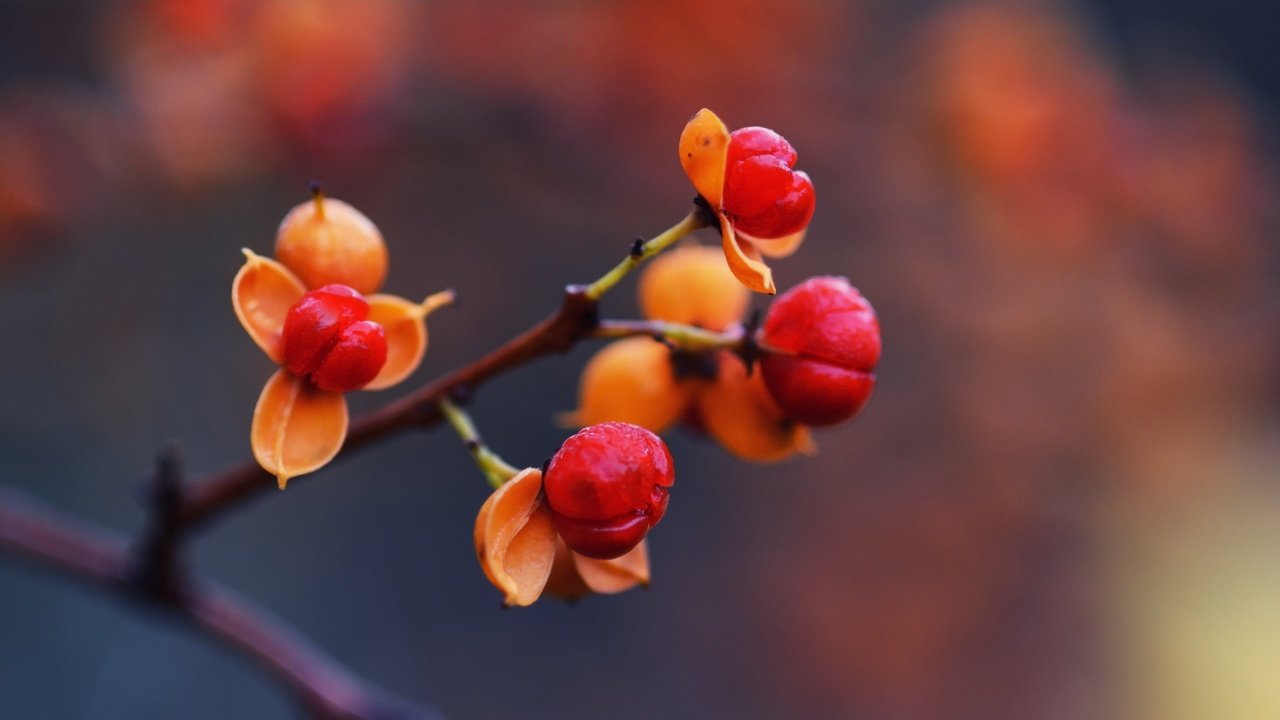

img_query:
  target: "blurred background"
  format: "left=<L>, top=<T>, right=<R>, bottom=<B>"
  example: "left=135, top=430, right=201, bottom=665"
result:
left=1, top=0, right=1278, bottom=717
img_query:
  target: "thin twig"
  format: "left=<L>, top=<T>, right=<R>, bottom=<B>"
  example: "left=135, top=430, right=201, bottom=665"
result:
left=438, top=398, right=521, bottom=489
left=0, top=486, right=438, bottom=720
left=592, top=319, right=745, bottom=351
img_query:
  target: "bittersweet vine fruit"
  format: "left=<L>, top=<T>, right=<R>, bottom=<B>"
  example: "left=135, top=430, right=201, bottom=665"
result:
left=474, top=467, right=652, bottom=607
left=566, top=337, right=688, bottom=432
left=638, top=243, right=749, bottom=332
left=232, top=248, right=451, bottom=487
left=275, top=189, right=388, bottom=294
left=760, top=276, right=880, bottom=426
left=543, top=423, right=674, bottom=560
left=680, top=108, right=814, bottom=295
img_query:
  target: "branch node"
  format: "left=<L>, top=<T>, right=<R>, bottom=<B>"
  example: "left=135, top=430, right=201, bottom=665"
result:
left=736, top=309, right=763, bottom=375
left=653, top=334, right=677, bottom=351
left=130, top=442, right=189, bottom=604
left=691, top=195, right=718, bottom=227
left=448, top=385, right=473, bottom=405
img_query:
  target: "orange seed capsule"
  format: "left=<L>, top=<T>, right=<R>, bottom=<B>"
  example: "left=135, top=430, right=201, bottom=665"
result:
left=275, top=191, right=388, bottom=294
left=638, top=244, right=750, bottom=332
left=565, top=337, right=688, bottom=433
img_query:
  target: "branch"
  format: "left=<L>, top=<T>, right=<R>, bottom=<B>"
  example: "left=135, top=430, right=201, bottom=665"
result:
left=0, top=486, right=438, bottom=720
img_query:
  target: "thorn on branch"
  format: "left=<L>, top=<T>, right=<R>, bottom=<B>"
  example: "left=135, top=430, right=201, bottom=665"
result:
left=130, top=442, right=188, bottom=604
left=152, top=443, right=183, bottom=511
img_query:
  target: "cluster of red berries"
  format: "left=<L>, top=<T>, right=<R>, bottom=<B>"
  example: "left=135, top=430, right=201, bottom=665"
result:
left=232, top=111, right=882, bottom=608
left=525, top=275, right=879, bottom=586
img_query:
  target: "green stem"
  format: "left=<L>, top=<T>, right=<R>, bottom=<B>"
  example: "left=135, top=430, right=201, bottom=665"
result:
left=583, top=210, right=709, bottom=301
left=592, top=319, right=745, bottom=352
left=438, top=398, right=520, bottom=489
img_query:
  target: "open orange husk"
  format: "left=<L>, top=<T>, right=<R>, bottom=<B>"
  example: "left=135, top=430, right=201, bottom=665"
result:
left=545, top=537, right=651, bottom=600
left=232, top=250, right=306, bottom=364
left=251, top=369, right=349, bottom=489
left=696, top=351, right=814, bottom=462
left=474, top=468, right=558, bottom=607
left=719, top=212, right=777, bottom=295
left=363, top=290, right=454, bottom=391
left=679, top=108, right=730, bottom=209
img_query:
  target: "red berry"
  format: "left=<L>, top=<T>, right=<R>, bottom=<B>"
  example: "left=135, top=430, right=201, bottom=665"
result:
left=281, top=284, right=387, bottom=392
left=760, top=277, right=880, bottom=426
left=543, top=422, right=675, bottom=560
left=726, top=126, right=796, bottom=168
left=310, top=320, right=387, bottom=393
left=722, top=127, right=815, bottom=238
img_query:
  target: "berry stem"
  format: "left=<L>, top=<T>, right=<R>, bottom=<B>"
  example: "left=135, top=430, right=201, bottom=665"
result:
left=593, top=319, right=745, bottom=351
left=583, top=209, right=711, bottom=301
left=310, top=182, right=326, bottom=221
left=438, top=398, right=520, bottom=489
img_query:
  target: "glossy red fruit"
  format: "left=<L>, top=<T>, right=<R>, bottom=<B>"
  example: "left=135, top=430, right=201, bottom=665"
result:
left=543, top=422, right=675, bottom=560
left=281, top=284, right=387, bottom=392
left=722, top=127, right=815, bottom=238
left=760, top=277, right=880, bottom=426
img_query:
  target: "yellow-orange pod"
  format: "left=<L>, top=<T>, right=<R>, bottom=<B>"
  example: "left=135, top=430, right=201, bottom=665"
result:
left=473, top=468, right=558, bottom=607
left=563, top=337, right=689, bottom=433
left=678, top=108, right=730, bottom=209
left=231, top=248, right=450, bottom=488
left=544, top=537, right=650, bottom=601
left=697, top=351, right=814, bottom=463
left=275, top=194, right=388, bottom=294
left=638, top=244, right=749, bottom=332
